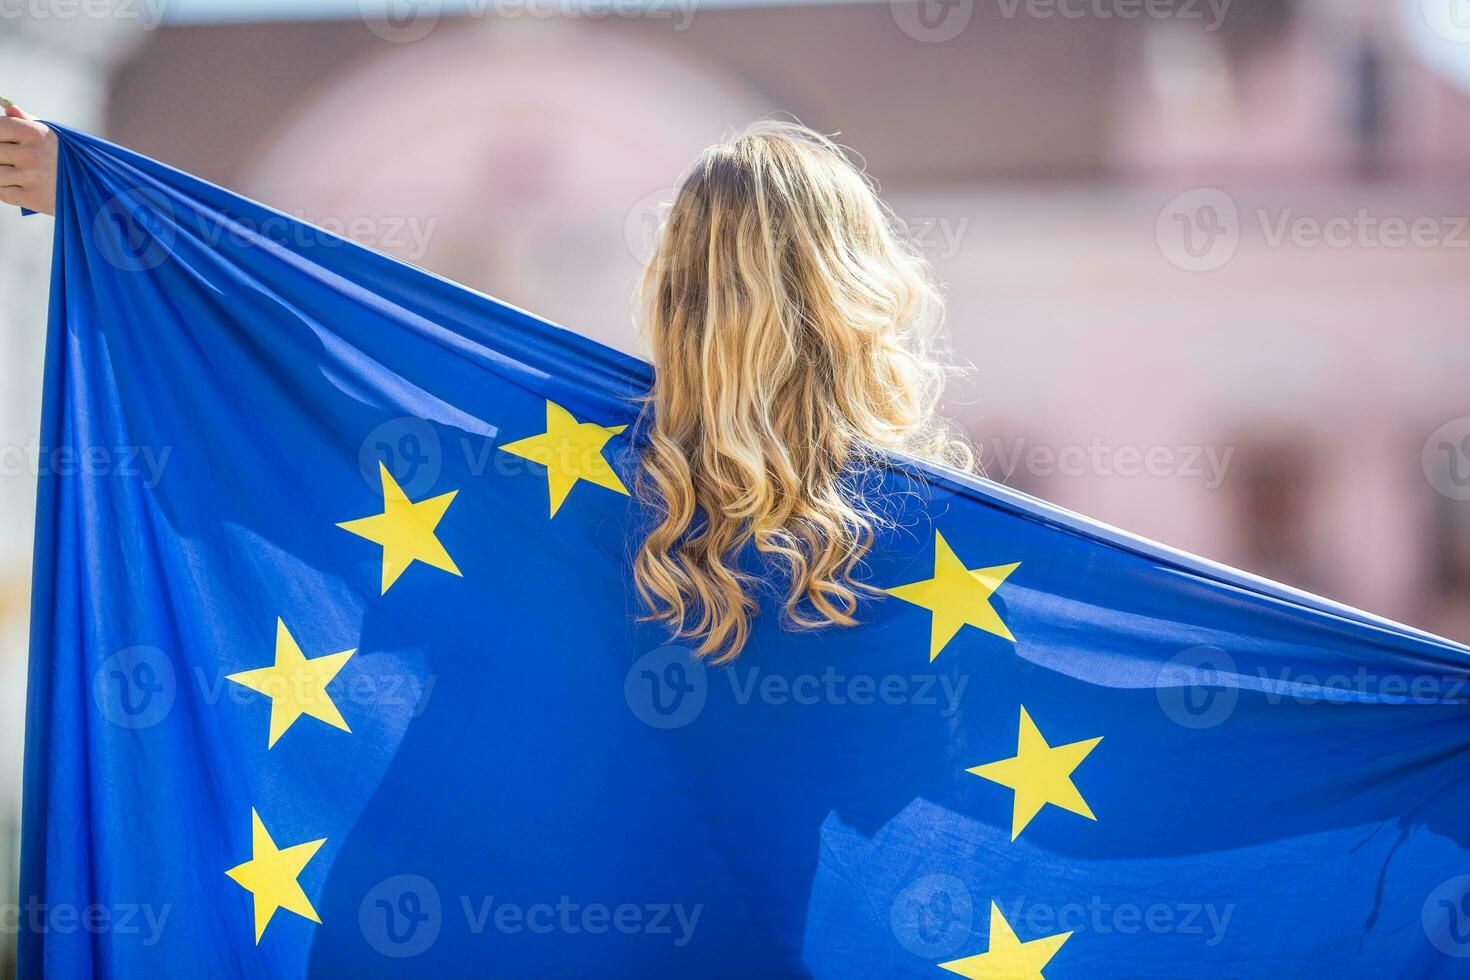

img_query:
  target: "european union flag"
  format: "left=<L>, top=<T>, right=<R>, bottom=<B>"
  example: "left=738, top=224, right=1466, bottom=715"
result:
left=20, top=126, right=1470, bottom=978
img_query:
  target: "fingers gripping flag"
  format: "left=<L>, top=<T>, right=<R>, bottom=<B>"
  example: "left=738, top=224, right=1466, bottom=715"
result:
left=20, top=126, right=1470, bottom=978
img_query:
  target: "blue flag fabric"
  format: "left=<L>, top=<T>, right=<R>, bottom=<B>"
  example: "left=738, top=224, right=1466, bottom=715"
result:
left=19, top=125, right=1470, bottom=979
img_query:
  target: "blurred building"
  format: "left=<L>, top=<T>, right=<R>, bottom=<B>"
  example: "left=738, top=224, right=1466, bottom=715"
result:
left=102, top=0, right=1470, bottom=620
left=3, top=0, right=1470, bottom=968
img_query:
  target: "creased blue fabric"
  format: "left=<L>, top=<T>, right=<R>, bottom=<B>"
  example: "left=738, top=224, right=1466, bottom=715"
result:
left=20, top=125, right=1470, bottom=979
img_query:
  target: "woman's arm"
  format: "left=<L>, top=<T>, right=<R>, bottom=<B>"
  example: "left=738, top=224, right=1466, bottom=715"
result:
left=0, top=101, right=58, bottom=216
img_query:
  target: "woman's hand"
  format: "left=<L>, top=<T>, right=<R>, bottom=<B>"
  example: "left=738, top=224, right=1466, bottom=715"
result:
left=0, top=102, right=59, bottom=216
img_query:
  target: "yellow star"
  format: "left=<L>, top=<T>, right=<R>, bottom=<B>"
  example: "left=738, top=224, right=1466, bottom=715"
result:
left=226, top=619, right=354, bottom=748
left=338, top=462, right=461, bottom=593
left=499, top=399, right=628, bottom=517
left=939, top=901, right=1071, bottom=979
left=885, top=530, right=1019, bottom=660
left=968, top=706, right=1102, bottom=840
left=224, top=808, right=326, bottom=943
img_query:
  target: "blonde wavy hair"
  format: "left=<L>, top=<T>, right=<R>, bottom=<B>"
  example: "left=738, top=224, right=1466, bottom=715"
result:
left=634, top=120, right=971, bottom=662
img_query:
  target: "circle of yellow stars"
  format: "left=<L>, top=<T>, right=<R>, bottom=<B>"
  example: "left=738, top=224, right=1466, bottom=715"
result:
left=223, top=398, right=628, bottom=944
left=224, top=402, right=1096, bottom=966
left=885, top=527, right=1105, bottom=977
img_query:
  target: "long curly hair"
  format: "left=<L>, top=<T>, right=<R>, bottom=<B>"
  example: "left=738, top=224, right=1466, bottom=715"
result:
left=633, top=120, right=971, bottom=662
